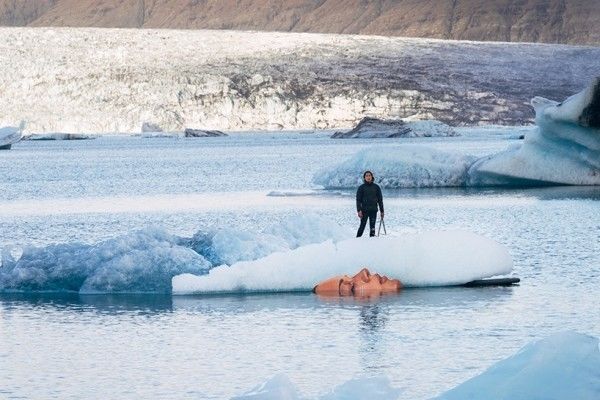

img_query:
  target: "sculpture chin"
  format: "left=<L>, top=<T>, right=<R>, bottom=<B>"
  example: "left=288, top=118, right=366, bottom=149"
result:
left=468, top=77, right=600, bottom=186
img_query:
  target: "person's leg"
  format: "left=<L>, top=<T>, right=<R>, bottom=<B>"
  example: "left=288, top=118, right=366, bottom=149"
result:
left=368, top=210, right=377, bottom=237
left=356, top=212, right=368, bottom=237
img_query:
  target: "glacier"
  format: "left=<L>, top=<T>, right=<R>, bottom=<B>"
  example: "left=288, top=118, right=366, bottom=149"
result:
left=317, top=78, right=600, bottom=188
left=1, top=28, right=599, bottom=133
left=172, top=231, right=512, bottom=294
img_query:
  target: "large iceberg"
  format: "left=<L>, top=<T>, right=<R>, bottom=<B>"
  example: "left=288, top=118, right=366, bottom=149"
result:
left=172, top=231, right=512, bottom=294
left=468, top=77, right=600, bottom=186
left=331, top=117, right=457, bottom=139
left=317, top=78, right=600, bottom=188
left=233, top=332, right=599, bottom=400
left=0, top=227, right=210, bottom=293
left=434, top=331, right=600, bottom=400
left=0, top=214, right=349, bottom=293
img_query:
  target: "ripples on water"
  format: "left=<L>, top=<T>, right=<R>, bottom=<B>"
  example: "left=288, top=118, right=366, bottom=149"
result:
left=1, top=134, right=599, bottom=399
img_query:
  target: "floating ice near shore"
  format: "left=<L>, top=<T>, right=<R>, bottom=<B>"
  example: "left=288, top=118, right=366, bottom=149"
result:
left=434, top=331, right=600, bottom=400
left=0, top=214, right=349, bottom=293
left=232, top=374, right=402, bottom=400
left=318, top=79, right=600, bottom=188
left=0, top=227, right=210, bottom=293
left=172, top=231, right=512, bottom=294
left=23, top=133, right=96, bottom=140
left=234, top=332, right=599, bottom=400
left=331, top=117, right=457, bottom=138
left=0, top=122, right=24, bottom=149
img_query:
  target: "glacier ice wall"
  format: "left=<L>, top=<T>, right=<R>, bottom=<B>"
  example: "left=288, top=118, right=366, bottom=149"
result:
left=1, top=28, right=599, bottom=133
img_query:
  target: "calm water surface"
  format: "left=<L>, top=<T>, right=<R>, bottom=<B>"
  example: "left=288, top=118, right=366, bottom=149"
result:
left=0, top=132, right=599, bottom=399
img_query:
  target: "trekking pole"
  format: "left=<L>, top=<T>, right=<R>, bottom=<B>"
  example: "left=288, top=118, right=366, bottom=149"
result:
left=377, top=218, right=387, bottom=236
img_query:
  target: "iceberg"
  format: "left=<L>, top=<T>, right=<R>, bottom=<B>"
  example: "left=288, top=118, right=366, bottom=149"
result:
left=331, top=117, right=457, bottom=139
left=0, top=121, right=25, bottom=149
left=172, top=231, right=512, bottom=294
left=318, top=78, right=600, bottom=188
left=468, top=77, right=600, bottom=186
left=434, top=331, right=600, bottom=400
left=0, top=214, right=349, bottom=293
left=314, top=145, right=477, bottom=188
left=232, top=374, right=402, bottom=400
left=0, top=227, right=211, bottom=293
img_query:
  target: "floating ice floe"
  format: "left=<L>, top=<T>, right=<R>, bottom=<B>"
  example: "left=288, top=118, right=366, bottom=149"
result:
left=318, top=78, right=600, bottom=188
left=232, top=374, right=402, bottom=400
left=23, top=133, right=96, bottom=140
left=0, top=121, right=25, bottom=149
left=172, top=231, right=512, bottom=294
left=331, top=117, right=457, bottom=138
left=0, top=227, right=210, bottom=293
left=233, top=332, right=599, bottom=400
left=434, top=331, right=600, bottom=400
left=0, top=214, right=349, bottom=293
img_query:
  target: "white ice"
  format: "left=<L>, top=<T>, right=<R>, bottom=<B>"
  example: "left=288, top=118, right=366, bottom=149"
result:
left=318, top=78, right=600, bottom=188
left=232, top=374, right=401, bottom=400
left=314, top=146, right=477, bottom=188
left=434, top=331, right=600, bottom=400
left=172, top=231, right=512, bottom=294
left=468, top=77, right=600, bottom=186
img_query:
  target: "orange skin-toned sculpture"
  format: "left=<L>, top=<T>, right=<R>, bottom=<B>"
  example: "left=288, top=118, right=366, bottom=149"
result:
left=313, top=268, right=402, bottom=296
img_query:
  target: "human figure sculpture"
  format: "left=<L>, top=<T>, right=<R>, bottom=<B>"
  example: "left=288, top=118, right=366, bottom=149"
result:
left=313, top=268, right=402, bottom=296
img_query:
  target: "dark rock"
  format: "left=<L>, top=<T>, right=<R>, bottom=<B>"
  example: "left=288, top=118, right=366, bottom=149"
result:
left=184, top=128, right=227, bottom=137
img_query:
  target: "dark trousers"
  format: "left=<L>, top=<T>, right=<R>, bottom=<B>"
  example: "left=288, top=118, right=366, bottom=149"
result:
left=357, top=210, right=377, bottom=237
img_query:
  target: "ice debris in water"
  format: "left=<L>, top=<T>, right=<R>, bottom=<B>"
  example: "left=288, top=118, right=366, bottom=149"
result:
left=173, top=231, right=512, bottom=294
left=232, top=374, right=402, bottom=400
left=434, top=331, right=600, bottom=400
left=0, top=227, right=210, bottom=293
left=0, top=214, right=350, bottom=293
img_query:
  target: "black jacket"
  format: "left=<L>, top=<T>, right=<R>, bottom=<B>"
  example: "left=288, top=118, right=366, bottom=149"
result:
left=356, top=182, right=384, bottom=213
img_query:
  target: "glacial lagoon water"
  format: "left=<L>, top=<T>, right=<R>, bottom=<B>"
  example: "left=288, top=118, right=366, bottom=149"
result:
left=1, top=131, right=599, bottom=399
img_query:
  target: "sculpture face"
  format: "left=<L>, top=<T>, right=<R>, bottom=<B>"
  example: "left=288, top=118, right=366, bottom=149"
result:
left=314, top=268, right=402, bottom=296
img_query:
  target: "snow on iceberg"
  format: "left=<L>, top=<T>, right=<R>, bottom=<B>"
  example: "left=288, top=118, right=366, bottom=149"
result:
left=434, top=331, right=600, bottom=400
left=232, top=374, right=402, bottom=400
left=468, top=77, right=600, bottom=186
left=314, top=145, right=477, bottom=188
left=0, top=227, right=210, bottom=293
left=186, top=214, right=350, bottom=266
left=318, top=78, right=600, bottom=188
left=172, top=231, right=512, bottom=294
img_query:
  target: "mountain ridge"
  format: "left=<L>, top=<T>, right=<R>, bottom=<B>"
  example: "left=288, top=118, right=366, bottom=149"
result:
left=1, top=0, right=598, bottom=45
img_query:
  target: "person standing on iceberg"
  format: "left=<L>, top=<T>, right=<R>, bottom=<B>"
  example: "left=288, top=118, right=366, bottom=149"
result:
left=356, top=170, right=384, bottom=237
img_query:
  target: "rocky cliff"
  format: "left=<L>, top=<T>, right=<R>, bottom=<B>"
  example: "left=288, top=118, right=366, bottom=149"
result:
left=1, top=0, right=599, bottom=45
